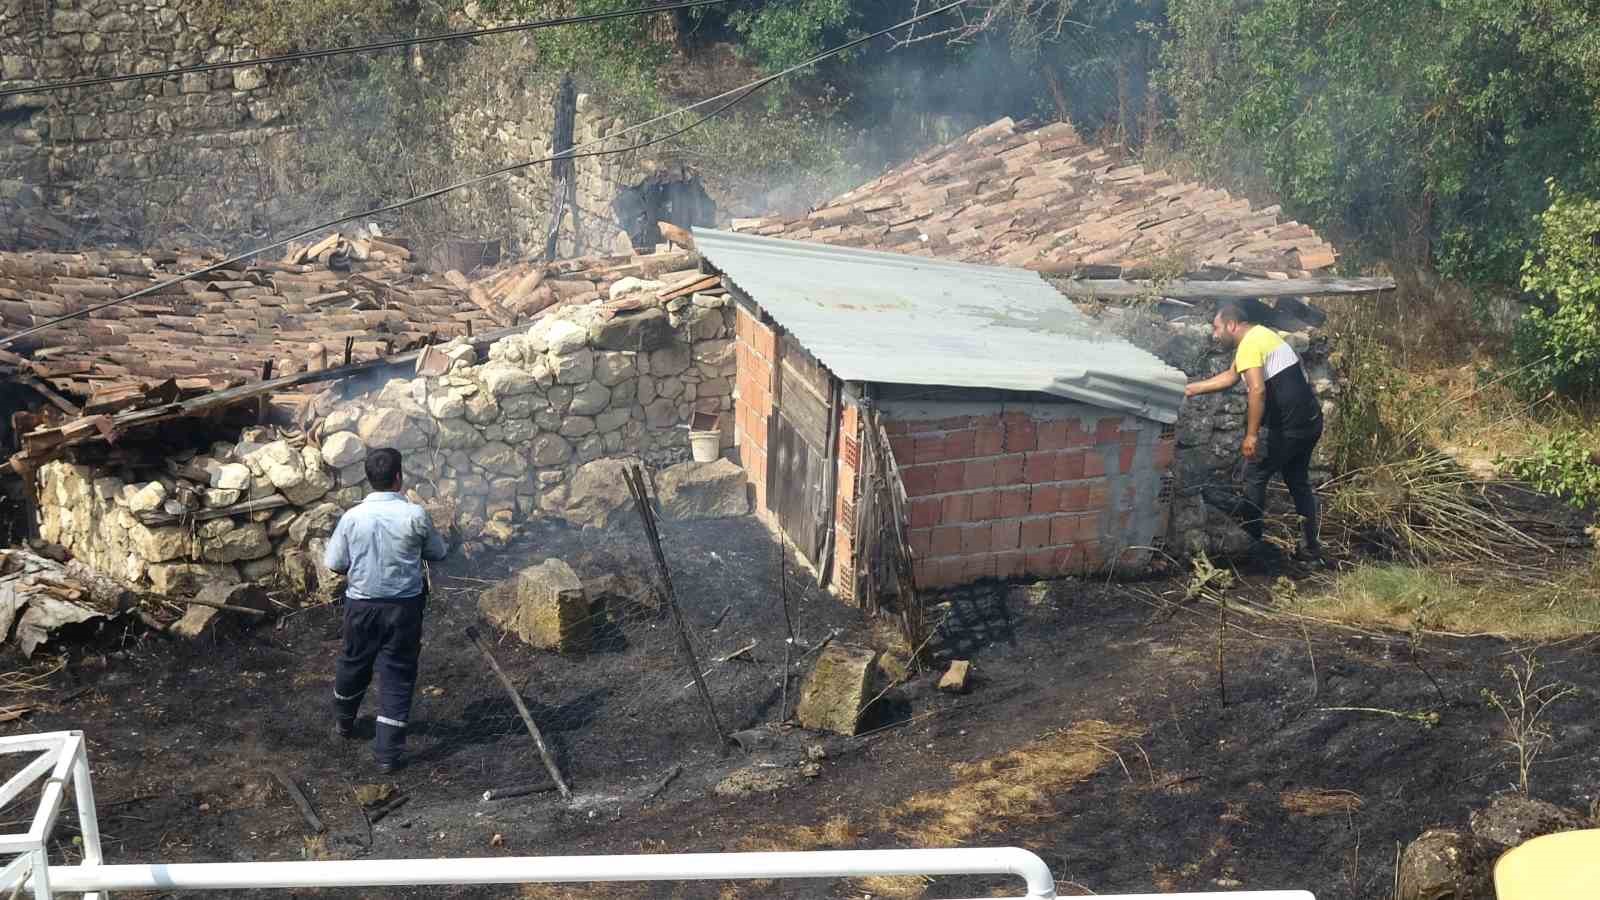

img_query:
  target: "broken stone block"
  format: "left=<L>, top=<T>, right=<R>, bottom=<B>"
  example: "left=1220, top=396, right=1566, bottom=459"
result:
left=212, top=463, right=251, bottom=490
left=129, top=524, right=189, bottom=563
left=171, top=583, right=272, bottom=640
left=550, top=348, right=596, bottom=385
left=320, top=432, right=367, bottom=469
left=478, top=559, right=592, bottom=652
left=542, top=457, right=638, bottom=529
left=358, top=407, right=427, bottom=450
left=147, top=562, right=240, bottom=597
left=198, top=523, right=273, bottom=563
left=1396, top=829, right=1497, bottom=900
left=287, top=502, right=342, bottom=549
left=1469, top=793, right=1590, bottom=849
left=239, top=556, right=279, bottom=582
left=538, top=318, right=589, bottom=355
left=795, top=644, right=880, bottom=736
left=481, top=364, right=540, bottom=399
left=128, top=481, right=167, bottom=514
left=656, top=459, right=748, bottom=520
left=938, top=660, right=971, bottom=694
left=591, top=306, right=675, bottom=352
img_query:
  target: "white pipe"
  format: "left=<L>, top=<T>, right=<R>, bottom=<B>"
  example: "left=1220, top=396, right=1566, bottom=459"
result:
left=45, top=848, right=1059, bottom=897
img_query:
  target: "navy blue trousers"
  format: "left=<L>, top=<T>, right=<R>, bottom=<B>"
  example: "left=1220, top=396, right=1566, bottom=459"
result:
left=334, top=596, right=424, bottom=763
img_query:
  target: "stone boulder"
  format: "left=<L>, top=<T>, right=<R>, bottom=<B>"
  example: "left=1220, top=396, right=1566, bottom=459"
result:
left=358, top=407, right=427, bottom=450
left=655, top=459, right=748, bottom=520
left=543, top=457, right=638, bottom=530
left=795, top=644, right=880, bottom=736
left=1469, top=793, right=1590, bottom=848
left=171, top=583, right=272, bottom=640
left=321, top=432, right=366, bottom=469
left=197, top=523, right=272, bottom=563
left=591, top=307, right=675, bottom=352
left=147, top=562, right=240, bottom=597
left=478, top=559, right=593, bottom=652
left=1395, top=829, right=1497, bottom=900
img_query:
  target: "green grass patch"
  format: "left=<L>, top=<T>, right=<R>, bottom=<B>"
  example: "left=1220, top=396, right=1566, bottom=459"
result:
left=1298, top=563, right=1600, bottom=639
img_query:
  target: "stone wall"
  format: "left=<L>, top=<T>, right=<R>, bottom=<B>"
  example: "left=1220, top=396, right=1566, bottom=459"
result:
left=0, top=0, right=296, bottom=240
left=0, top=1, right=637, bottom=252
left=35, top=285, right=738, bottom=594
left=1107, top=308, right=1338, bottom=556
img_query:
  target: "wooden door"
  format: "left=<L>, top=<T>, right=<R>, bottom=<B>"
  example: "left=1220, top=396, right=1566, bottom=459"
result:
left=766, top=335, right=835, bottom=565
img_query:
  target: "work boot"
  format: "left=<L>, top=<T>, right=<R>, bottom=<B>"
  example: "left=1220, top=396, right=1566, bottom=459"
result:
left=376, top=754, right=405, bottom=775
left=1293, top=542, right=1328, bottom=568
left=1247, top=539, right=1283, bottom=573
left=334, top=718, right=357, bottom=740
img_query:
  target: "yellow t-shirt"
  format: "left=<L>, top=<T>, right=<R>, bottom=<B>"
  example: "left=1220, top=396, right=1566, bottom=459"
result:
left=1231, top=325, right=1320, bottom=432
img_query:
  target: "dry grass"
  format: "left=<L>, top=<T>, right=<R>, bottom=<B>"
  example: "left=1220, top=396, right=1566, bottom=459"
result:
left=0, top=657, right=64, bottom=694
left=1297, top=564, right=1600, bottom=638
left=519, top=885, right=651, bottom=900
left=883, top=720, right=1138, bottom=845
left=736, top=815, right=861, bottom=852
left=1322, top=452, right=1546, bottom=565
left=854, top=874, right=932, bottom=897
left=1280, top=789, right=1364, bottom=818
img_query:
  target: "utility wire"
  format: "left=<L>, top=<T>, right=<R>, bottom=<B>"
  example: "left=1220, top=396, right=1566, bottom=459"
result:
left=0, top=0, right=732, bottom=100
left=0, top=0, right=972, bottom=350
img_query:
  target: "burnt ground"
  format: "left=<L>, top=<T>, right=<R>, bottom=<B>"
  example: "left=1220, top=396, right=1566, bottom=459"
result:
left=4, top=513, right=1600, bottom=900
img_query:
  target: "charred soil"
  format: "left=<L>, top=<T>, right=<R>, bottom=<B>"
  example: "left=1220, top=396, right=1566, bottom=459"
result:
left=5, top=516, right=1599, bottom=899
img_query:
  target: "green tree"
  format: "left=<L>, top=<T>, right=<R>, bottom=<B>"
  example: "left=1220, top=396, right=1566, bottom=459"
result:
left=1513, top=182, right=1600, bottom=398
left=1160, top=0, right=1600, bottom=284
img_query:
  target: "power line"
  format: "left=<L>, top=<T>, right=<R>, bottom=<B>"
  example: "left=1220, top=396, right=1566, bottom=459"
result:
left=0, top=0, right=731, bottom=100
left=1, top=0, right=972, bottom=350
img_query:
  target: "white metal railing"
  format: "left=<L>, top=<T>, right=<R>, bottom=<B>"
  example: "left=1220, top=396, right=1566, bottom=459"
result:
left=3, top=731, right=1315, bottom=899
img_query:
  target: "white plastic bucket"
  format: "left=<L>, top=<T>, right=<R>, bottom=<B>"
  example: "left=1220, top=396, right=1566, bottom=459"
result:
left=689, top=430, right=720, bottom=462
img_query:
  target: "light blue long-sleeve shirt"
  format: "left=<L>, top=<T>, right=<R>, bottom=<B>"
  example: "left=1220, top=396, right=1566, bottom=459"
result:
left=323, top=492, right=448, bottom=600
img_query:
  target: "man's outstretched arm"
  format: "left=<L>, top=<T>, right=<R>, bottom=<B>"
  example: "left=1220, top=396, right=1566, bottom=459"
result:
left=1185, top=367, right=1240, bottom=398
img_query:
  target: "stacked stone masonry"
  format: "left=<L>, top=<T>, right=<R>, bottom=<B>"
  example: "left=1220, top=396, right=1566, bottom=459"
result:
left=0, top=1, right=634, bottom=251
left=887, top=406, right=1172, bottom=588
left=35, top=287, right=737, bottom=594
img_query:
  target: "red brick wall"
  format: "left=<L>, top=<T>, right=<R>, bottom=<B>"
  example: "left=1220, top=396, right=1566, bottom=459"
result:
left=888, top=409, right=1173, bottom=589
left=733, top=304, right=777, bottom=521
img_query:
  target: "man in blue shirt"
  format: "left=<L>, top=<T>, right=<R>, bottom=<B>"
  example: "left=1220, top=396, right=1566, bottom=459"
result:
left=324, top=447, right=449, bottom=772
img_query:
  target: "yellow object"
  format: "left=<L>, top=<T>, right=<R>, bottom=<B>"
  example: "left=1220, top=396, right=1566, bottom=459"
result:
left=1493, top=828, right=1600, bottom=899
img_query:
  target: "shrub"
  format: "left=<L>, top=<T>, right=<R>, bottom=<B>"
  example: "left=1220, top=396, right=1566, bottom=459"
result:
left=1512, top=182, right=1600, bottom=399
left=1501, top=428, right=1600, bottom=510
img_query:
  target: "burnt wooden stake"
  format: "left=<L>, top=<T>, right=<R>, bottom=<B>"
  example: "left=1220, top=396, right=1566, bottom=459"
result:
left=343, top=337, right=355, bottom=366
left=625, top=464, right=729, bottom=752
left=464, top=626, right=572, bottom=801
left=367, top=794, right=409, bottom=825
left=270, top=767, right=325, bottom=834
left=480, top=781, right=557, bottom=802
left=181, top=597, right=270, bottom=617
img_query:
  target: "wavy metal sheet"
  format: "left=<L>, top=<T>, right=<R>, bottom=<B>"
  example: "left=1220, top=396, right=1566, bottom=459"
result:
left=694, top=229, right=1186, bottom=423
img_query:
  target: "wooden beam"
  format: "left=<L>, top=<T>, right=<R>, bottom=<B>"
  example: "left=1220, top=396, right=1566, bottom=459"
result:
left=1049, top=276, right=1396, bottom=300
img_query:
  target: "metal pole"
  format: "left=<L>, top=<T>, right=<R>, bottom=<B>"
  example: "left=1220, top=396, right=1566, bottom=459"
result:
left=624, top=465, right=728, bottom=750
left=41, top=848, right=1073, bottom=898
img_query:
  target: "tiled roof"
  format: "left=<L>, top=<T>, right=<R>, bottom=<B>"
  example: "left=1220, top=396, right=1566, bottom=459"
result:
left=0, top=239, right=703, bottom=402
left=732, top=118, right=1338, bottom=279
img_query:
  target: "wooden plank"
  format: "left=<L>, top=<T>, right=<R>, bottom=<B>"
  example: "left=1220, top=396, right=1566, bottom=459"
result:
left=778, top=365, right=829, bottom=452
left=1047, top=276, right=1395, bottom=299
left=778, top=333, right=831, bottom=402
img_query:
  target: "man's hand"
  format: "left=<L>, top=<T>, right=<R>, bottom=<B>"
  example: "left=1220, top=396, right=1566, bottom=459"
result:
left=1184, top=382, right=1199, bottom=398
left=1241, top=433, right=1259, bottom=461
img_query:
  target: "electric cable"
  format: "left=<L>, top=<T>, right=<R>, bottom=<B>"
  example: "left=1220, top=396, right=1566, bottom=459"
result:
left=0, top=0, right=732, bottom=100
left=0, top=0, right=973, bottom=349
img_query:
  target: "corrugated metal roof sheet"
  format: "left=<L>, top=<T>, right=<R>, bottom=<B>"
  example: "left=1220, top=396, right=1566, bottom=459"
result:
left=694, top=229, right=1187, bottom=424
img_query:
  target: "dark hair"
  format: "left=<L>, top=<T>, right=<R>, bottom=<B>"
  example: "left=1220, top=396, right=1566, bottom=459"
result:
left=365, top=448, right=403, bottom=491
left=1215, top=301, right=1250, bottom=326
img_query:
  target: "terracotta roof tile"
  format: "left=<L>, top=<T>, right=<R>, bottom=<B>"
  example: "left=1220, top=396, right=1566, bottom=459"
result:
left=737, top=120, right=1334, bottom=279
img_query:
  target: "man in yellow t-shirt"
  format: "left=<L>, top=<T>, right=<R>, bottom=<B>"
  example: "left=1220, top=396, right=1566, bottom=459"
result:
left=1184, top=302, right=1324, bottom=564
